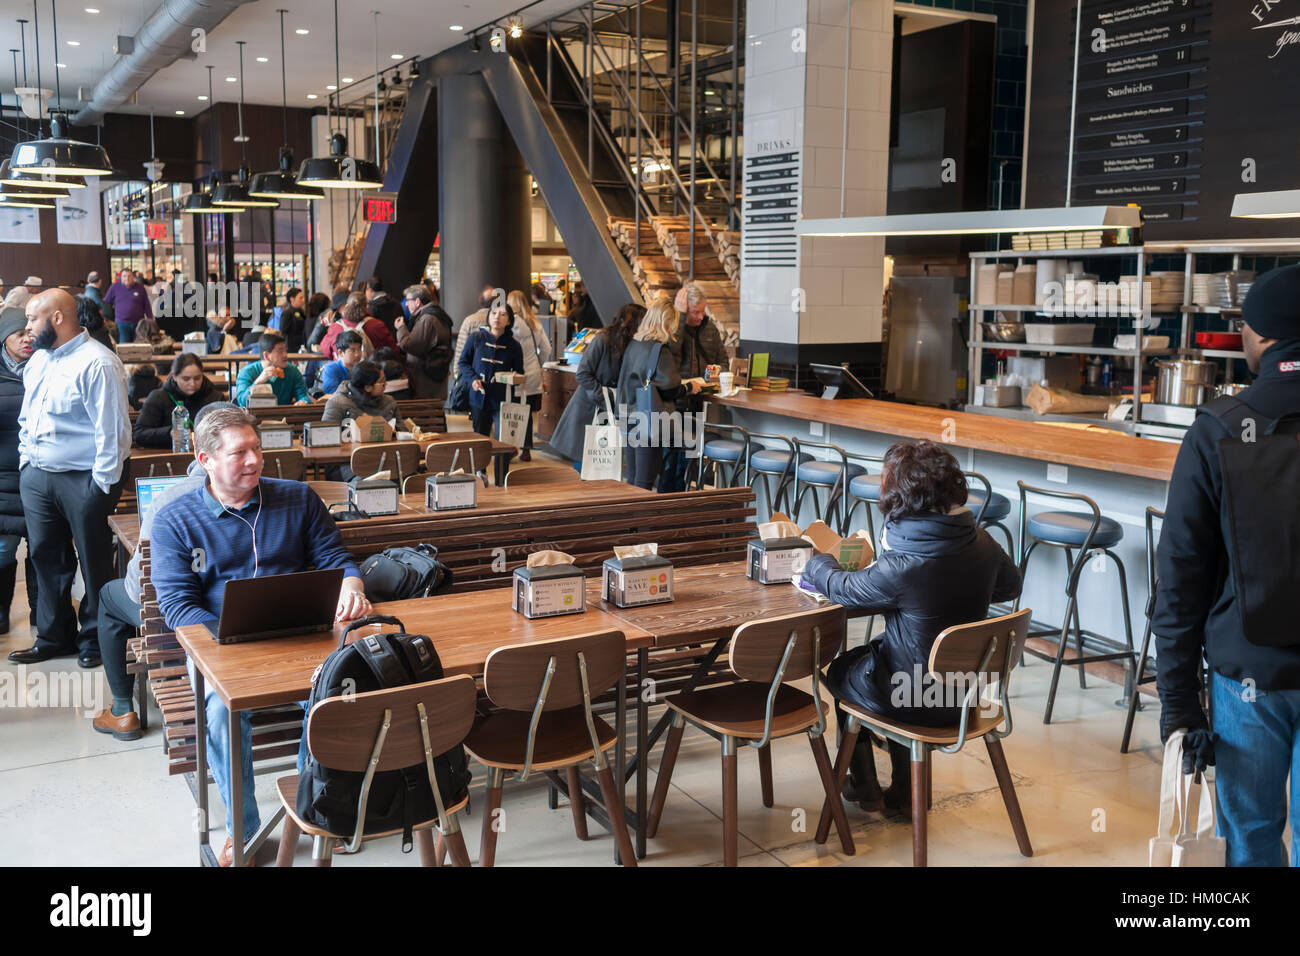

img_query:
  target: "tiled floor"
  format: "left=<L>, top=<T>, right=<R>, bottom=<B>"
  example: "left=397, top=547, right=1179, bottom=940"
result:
left=0, top=423, right=1180, bottom=867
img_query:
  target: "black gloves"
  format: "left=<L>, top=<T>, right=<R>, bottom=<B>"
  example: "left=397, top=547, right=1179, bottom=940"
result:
left=1181, top=728, right=1218, bottom=776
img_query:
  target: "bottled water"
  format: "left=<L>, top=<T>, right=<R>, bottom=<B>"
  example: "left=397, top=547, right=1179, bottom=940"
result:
left=171, top=404, right=192, bottom=452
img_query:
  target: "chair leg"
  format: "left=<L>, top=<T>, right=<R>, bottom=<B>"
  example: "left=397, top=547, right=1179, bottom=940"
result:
left=594, top=762, right=637, bottom=867
left=311, top=835, right=333, bottom=868
left=276, top=816, right=300, bottom=867
left=479, top=768, right=505, bottom=868
left=722, top=736, right=739, bottom=867
left=1064, top=548, right=1087, bottom=689
left=910, top=745, right=929, bottom=868
left=565, top=765, right=589, bottom=840
left=433, top=830, right=447, bottom=866
left=1121, top=618, right=1155, bottom=753
left=1109, top=549, right=1138, bottom=702
left=1044, top=594, right=1078, bottom=724
left=986, top=737, right=1033, bottom=857
left=444, top=823, right=473, bottom=867
left=809, top=732, right=855, bottom=855
left=416, top=827, right=438, bottom=866
left=815, top=719, right=860, bottom=845
left=647, top=716, right=685, bottom=838
left=757, top=742, right=774, bottom=808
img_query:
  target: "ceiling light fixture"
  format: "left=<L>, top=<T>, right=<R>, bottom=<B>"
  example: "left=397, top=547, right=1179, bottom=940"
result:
left=174, top=109, right=184, bottom=115
left=83, top=7, right=97, bottom=12
left=212, top=41, right=278, bottom=208
left=390, top=52, right=402, bottom=60
left=1, top=159, right=73, bottom=196
left=508, top=19, right=522, bottom=39
left=248, top=10, right=324, bottom=200
left=297, top=0, right=382, bottom=190
left=65, top=39, right=77, bottom=45
left=1230, top=189, right=1300, bottom=219
left=256, top=56, right=268, bottom=62
left=183, top=68, right=231, bottom=215
left=449, top=24, right=463, bottom=31
left=10, top=0, right=112, bottom=176
left=295, top=28, right=308, bottom=34
left=306, top=93, right=317, bottom=99
left=0, top=191, right=57, bottom=208
left=225, top=75, right=236, bottom=81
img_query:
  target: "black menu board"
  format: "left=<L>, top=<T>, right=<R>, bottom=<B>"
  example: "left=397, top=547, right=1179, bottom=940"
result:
left=1024, top=0, right=1300, bottom=240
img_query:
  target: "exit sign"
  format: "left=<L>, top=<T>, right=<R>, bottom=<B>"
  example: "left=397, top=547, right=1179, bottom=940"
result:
left=363, top=192, right=397, bottom=224
left=145, top=218, right=169, bottom=241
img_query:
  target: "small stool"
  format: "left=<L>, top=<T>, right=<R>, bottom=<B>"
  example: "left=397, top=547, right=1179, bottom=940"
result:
left=965, top=471, right=1015, bottom=555
left=789, top=440, right=865, bottom=531
left=841, top=452, right=885, bottom=542
left=1015, top=482, right=1137, bottom=724
left=691, top=424, right=750, bottom=490
left=747, top=432, right=807, bottom=520
left=1121, top=507, right=1163, bottom=753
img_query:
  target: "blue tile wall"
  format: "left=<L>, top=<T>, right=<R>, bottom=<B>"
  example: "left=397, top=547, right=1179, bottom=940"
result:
left=903, top=0, right=1029, bottom=209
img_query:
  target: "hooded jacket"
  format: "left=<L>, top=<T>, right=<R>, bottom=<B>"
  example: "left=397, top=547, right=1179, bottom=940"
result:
left=397, top=302, right=455, bottom=397
left=802, top=508, right=1022, bottom=725
left=133, top=375, right=225, bottom=448
left=458, top=323, right=525, bottom=417
left=321, top=379, right=399, bottom=424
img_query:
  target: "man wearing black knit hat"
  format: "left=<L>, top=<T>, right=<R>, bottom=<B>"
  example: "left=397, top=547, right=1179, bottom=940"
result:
left=1153, top=263, right=1300, bottom=867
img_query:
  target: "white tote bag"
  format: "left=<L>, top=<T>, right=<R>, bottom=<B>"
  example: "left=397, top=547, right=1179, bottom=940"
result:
left=581, top=387, right=623, bottom=481
left=1148, top=730, right=1185, bottom=867
left=1149, top=730, right=1226, bottom=867
left=497, top=384, right=531, bottom=449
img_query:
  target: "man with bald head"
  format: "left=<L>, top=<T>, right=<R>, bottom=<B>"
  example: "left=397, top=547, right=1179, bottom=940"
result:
left=8, top=289, right=131, bottom=668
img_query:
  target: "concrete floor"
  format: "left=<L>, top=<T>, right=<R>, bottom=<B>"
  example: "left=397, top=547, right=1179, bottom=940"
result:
left=0, top=423, right=1181, bottom=867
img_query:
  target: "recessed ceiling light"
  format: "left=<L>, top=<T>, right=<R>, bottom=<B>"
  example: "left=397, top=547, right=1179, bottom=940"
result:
left=84, top=6, right=98, bottom=12
left=306, top=93, right=318, bottom=99
left=56, top=62, right=67, bottom=68
left=256, top=56, right=268, bottom=63
left=390, top=53, right=402, bottom=59
left=295, top=28, right=309, bottom=35
left=325, top=84, right=336, bottom=90
left=225, top=76, right=237, bottom=82
left=450, top=25, right=463, bottom=31
left=175, top=110, right=185, bottom=115
left=341, top=76, right=353, bottom=83
left=197, top=95, right=208, bottom=101
left=66, top=40, right=79, bottom=46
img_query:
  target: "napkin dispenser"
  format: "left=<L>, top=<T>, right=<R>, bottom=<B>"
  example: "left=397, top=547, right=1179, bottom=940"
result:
left=258, top=422, right=294, bottom=450
left=303, top=421, right=341, bottom=448
left=601, top=554, right=673, bottom=608
left=425, top=472, right=477, bottom=511
left=347, top=478, right=399, bottom=516
left=181, top=339, right=206, bottom=355
left=512, top=565, right=586, bottom=619
left=746, top=536, right=814, bottom=585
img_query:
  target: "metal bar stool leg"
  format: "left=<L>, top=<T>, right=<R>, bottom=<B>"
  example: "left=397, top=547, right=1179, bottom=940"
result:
left=1121, top=615, right=1155, bottom=753
left=1064, top=549, right=1087, bottom=689
left=1108, top=549, right=1138, bottom=703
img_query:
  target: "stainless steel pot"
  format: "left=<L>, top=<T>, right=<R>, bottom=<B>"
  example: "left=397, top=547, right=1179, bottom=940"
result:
left=1216, top=382, right=1249, bottom=398
left=1155, top=359, right=1217, bottom=407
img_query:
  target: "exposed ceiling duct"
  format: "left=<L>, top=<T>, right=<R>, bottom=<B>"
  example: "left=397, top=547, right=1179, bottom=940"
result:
left=72, top=0, right=252, bottom=125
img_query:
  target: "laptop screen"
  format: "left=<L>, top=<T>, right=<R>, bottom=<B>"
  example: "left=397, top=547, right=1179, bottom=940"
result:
left=136, top=475, right=190, bottom=528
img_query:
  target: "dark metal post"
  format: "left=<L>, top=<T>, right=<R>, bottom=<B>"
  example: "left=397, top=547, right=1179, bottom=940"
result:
left=309, top=199, right=318, bottom=293
left=634, top=0, right=642, bottom=258
left=586, top=3, right=594, bottom=177
left=689, top=0, right=697, bottom=280
left=730, top=0, right=739, bottom=231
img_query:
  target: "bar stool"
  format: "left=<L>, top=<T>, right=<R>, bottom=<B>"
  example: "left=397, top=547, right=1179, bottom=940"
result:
left=747, top=431, right=807, bottom=520
left=1015, top=482, right=1137, bottom=724
left=1121, top=507, right=1163, bottom=753
left=965, top=471, right=1015, bottom=554
left=690, top=423, right=750, bottom=490
left=841, top=452, right=885, bottom=542
left=789, top=439, right=866, bottom=530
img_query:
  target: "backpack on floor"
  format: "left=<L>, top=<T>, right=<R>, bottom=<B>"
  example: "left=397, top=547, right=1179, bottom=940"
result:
left=295, top=614, right=472, bottom=849
left=358, top=543, right=453, bottom=601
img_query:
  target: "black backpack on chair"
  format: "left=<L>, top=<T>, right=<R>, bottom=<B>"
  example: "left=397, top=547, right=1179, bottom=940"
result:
left=359, top=544, right=453, bottom=600
left=295, top=614, right=473, bottom=850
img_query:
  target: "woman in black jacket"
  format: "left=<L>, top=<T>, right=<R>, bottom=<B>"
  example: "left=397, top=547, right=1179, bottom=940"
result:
left=801, top=440, right=1022, bottom=813
left=0, top=308, right=35, bottom=633
left=550, top=303, right=643, bottom=467
left=77, top=294, right=115, bottom=350
left=132, top=353, right=225, bottom=448
left=458, top=300, right=526, bottom=443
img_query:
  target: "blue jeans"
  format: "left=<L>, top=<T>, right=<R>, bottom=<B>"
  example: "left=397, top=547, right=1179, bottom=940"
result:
left=190, top=659, right=310, bottom=841
left=115, top=320, right=137, bottom=343
left=1211, top=671, right=1300, bottom=866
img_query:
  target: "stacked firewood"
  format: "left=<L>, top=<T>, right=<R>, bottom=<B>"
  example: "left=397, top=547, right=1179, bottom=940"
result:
left=711, top=230, right=741, bottom=287
left=328, top=232, right=366, bottom=290
left=608, top=216, right=680, bottom=301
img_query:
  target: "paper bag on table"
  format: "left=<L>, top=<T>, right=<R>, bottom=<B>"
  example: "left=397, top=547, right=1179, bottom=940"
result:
left=802, top=521, right=875, bottom=570
left=343, top=413, right=395, bottom=444
left=527, top=550, right=576, bottom=568
left=757, top=513, right=803, bottom=541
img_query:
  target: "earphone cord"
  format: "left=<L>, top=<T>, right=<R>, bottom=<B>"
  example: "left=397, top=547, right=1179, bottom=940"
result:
left=219, top=494, right=262, bottom=577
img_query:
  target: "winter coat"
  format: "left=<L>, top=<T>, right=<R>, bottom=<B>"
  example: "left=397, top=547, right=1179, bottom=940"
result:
left=132, top=376, right=225, bottom=448
left=367, top=292, right=403, bottom=338
left=0, top=357, right=27, bottom=537
left=513, top=316, right=553, bottom=396
left=802, top=509, right=1021, bottom=725
left=320, top=315, right=397, bottom=359
left=279, top=306, right=308, bottom=354
left=549, top=331, right=623, bottom=463
left=458, top=324, right=525, bottom=419
left=321, top=380, right=399, bottom=425
left=397, top=303, right=455, bottom=398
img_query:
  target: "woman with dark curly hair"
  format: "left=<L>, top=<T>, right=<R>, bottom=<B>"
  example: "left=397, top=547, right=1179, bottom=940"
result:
left=800, top=439, right=1022, bottom=815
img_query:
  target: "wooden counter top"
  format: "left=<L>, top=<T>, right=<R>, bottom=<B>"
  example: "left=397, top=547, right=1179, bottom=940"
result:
left=716, top=390, right=1178, bottom=482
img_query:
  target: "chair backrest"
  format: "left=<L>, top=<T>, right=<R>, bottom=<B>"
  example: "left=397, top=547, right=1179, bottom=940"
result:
left=262, top=448, right=307, bottom=481
left=126, top=452, right=194, bottom=481
left=425, top=438, right=494, bottom=476
left=482, top=630, right=626, bottom=712
left=504, top=465, right=581, bottom=487
left=964, top=470, right=993, bottom=524
left=350, top=441, right=423, bottom=484
left=728, top=606, right=847, bottom=684
left=306, top=674, right=477, bottom=773
left=927, top=608, right=1031, bottom=694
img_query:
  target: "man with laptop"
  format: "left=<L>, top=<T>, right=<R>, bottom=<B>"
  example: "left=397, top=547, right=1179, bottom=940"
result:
left=149, top=405, right=370, bottom=866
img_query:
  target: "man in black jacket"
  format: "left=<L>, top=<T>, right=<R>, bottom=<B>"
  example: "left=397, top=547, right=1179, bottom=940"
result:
left=0, top=308, right=35, bottom=634
left=397, top=284, right=454, bottom=400
left=1153, top=264, right=1300, bottom=867
left=364, top=276, right=403, bottom=339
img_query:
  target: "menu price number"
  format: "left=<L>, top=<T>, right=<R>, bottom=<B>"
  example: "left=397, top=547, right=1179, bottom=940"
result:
left=363, top=193, right=398, bottom=224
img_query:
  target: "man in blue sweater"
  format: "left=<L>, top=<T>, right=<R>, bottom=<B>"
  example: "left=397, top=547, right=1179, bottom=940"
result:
left=233, top=331, right=310, bottom=406
left=150, top=405, right=370, bottom=865
left=317, top=330, right=364, bottom=396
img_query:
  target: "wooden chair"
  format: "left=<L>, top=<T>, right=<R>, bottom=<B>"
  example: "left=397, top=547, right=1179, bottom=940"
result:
left=349, top=441, right=422, bottom=485
left=464, top=630, right=636, bottom=867
left=647, top=606, right=853, bottom=866
left=262, top=449, right=307, bottom=481
left=813, top=608, right=1034, bottom=867
left=503, top=465, right=581, bottom=487
left=126, top=452, right=194, bottom=480
left=424, top=438, right=494, bottom=482
left=275, top=674, right=478, bottom=867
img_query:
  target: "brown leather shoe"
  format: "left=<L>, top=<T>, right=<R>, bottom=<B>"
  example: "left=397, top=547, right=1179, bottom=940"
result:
left=219, top=837, right=256, bottom=868
left=91, top=708, right=142, bottom=741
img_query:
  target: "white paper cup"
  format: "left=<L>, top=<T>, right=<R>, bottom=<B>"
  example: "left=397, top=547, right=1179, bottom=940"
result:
left=719, top=372, right=734, bottom=393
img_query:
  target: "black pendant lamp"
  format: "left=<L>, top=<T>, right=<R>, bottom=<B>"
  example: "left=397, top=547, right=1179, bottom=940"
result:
left=250, top=11, right=323, bottom=200
left=182, top=70, right=231, bottom=215
left=212, top=42, right=278, bottom=208
left=0, top=188, right=56, bottom=208
left=1, top=159, right=72, bottom=196
left=297, top=0, right=383, bottom=190
left=9, top=0, right=112, bottom=177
